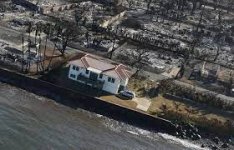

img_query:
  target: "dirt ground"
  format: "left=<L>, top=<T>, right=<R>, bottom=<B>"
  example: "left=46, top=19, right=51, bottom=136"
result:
left=100, top=95, right=137, bottom=110
left=148, top=95, right=232, bottom=123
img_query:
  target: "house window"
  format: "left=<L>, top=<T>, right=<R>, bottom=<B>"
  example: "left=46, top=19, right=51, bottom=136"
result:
left=70, top=74, right=76, bottom=78
left=111, top=78, right=115, bottom=83
left=72, top=65, right=76, bottom=70
left=99, top=74, right=103, bottom=79
left=108, top=77, right=115, bottom=83
left=86, top=70, right=89, bottom=74
left=72, top=65, right=79, bottom=71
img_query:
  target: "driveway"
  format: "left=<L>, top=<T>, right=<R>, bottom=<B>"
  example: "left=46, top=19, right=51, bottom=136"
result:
left=133, top=97, right=151, bottom=112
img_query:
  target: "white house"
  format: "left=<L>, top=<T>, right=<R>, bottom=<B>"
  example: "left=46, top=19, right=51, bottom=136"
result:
left=68, top=54, right=132, bottom=94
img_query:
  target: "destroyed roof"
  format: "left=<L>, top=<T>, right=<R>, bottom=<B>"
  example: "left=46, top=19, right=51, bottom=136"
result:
left=27, top=0, right=66, bottom=6
left=203, top=62, right=220, bottom=71
left=4, top=47, right=23, bottom=55
left=217, top=67, right=234, bottom=83
left=69, top=53, right=132, bottom=80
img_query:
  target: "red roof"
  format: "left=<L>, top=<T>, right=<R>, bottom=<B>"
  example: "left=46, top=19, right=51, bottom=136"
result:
left=69, top=54, right=132, bottom=80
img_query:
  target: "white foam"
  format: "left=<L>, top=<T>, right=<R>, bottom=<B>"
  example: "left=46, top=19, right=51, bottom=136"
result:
left=101, top=112, right=206, bottom=149
left=96, top=114, right=103, bottom=118
left=158, top=133, right=208, bottom=150
left=136, top=128, right=151, bottom=135
left=127, top=130, right=139, bottom=135
left=103, top=119, right=121, bottom=133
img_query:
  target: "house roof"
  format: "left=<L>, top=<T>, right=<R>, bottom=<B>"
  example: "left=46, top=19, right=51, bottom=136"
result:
left=69, top=53, right=132, bottom=80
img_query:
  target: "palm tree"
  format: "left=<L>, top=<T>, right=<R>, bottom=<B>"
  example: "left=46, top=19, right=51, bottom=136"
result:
left=51, top=21, right=82, bottom=56
left=109, top=35, right=118, bottom=59
left=195, top=5, right=205, bottom=33
left=26, top=22, right=33, bottom=72
left=146, top=0, right=153, bottom=13
left=47, top=44, right=56, bottom=71
left=42, top=35, right=48, bottom=73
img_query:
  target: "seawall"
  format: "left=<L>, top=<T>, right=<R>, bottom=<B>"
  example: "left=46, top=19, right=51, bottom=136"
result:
left=0, top=67, right=176, bottom=134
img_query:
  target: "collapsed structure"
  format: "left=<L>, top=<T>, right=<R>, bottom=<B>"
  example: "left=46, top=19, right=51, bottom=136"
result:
left=12, top=0, right=79, bottom=14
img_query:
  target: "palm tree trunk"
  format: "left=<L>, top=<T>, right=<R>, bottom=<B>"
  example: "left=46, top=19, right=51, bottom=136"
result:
left=42, top=36, right=48, bottom=73
left=47, top=44, right=56, bottom=70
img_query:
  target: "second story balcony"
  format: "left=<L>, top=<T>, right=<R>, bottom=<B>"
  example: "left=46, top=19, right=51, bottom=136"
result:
left=77, top=74, right=105, bottom=89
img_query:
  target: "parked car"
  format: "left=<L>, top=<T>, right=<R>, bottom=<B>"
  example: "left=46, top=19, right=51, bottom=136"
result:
left=118, top=90, right=135, bottom=99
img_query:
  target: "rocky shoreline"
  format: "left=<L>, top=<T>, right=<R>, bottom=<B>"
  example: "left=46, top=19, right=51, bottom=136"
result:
left=172, top=121, right=233, bottom=149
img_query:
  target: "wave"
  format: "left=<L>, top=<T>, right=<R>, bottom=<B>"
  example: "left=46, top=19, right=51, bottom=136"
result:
left=102, top=117, right=206, bottom=150
left=158, top=133, right=208, bottom=150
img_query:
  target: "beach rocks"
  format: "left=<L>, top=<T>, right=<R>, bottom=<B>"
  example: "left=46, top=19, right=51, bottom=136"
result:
left=210, top=145, right=218, bottom=150
left=175, top=123, right=201, bottom=140
left=221, top=143, right=229, bottom=148
left=213, top=137, right=220, bottom=144
left=174, top=122, right=233, bottom=149
left=191, top=133, right=201, bottom=140
left=227, top=138, right=232, bottom=143
left=201, top=144, right=205, bottom=148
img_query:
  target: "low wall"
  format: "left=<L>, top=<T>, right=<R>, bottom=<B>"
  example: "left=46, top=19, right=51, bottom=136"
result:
left=0, top=67, right=176, bottom=134
left=41, top=3, right=79, bottom=14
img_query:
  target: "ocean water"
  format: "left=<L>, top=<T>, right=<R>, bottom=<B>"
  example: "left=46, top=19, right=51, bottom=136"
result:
left=0, top=82, right=205, bottom=150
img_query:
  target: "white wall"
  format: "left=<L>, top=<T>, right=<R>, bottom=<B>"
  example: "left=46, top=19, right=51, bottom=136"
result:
left=68, top=64, right=123, bottom=94
left=68, top=64, right=87, bottom=80
left=100, top=74, right=120, bottom=94
left=120, top=78, right=128, bottom=87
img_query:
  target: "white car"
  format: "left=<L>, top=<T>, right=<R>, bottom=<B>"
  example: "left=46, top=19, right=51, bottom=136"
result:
left=119, top=90, right=135, bottom=99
